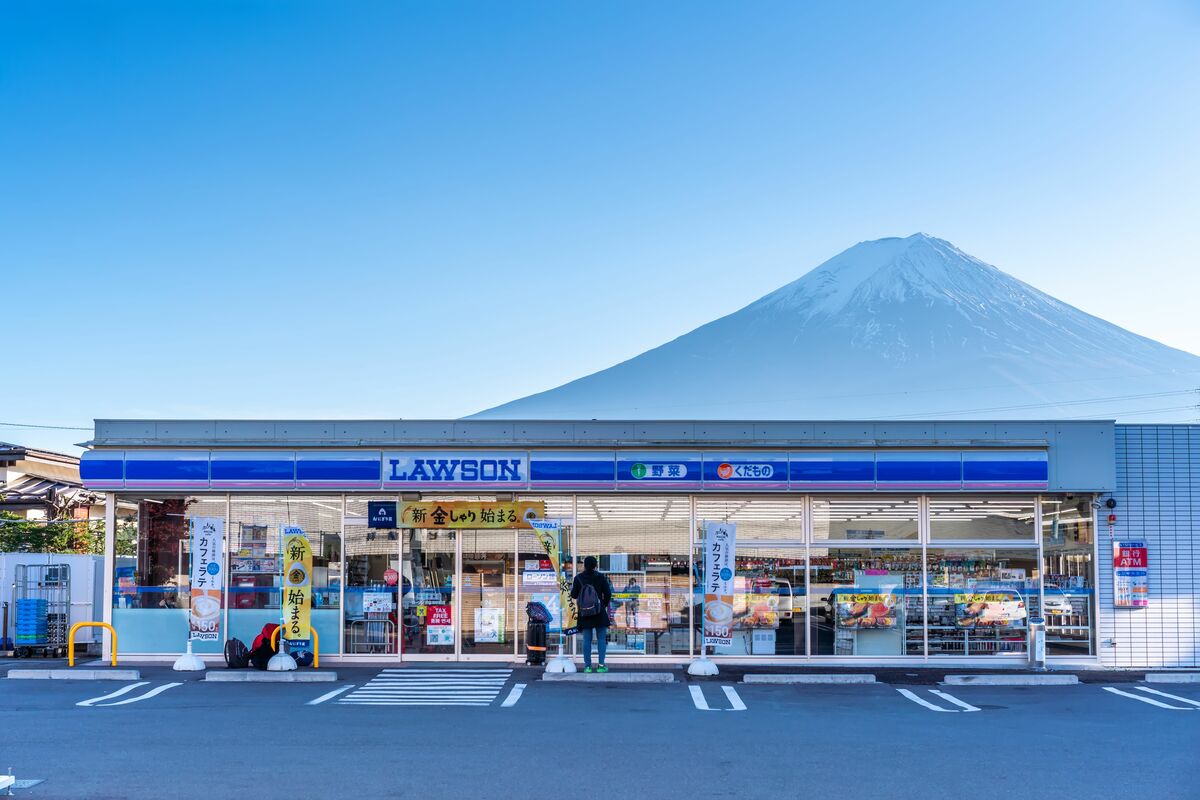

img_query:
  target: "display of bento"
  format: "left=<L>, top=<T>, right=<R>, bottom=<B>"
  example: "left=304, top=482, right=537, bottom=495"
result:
left=953, top=591, right=1027, bottom=628
left=833, top=590, right=899, bottom=628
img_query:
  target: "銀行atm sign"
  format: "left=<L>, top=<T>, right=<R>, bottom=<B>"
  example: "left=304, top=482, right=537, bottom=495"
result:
left=1114, top=542, right=1148, bottom=569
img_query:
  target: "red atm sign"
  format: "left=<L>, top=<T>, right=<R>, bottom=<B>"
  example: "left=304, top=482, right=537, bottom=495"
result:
left=1114, top=542, right=1148, bottom=569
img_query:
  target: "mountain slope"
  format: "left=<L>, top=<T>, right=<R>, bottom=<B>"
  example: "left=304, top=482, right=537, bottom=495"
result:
left=472, top=234, right=1200, bottom=421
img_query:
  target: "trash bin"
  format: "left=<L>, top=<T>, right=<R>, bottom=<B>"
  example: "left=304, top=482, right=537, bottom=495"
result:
left=525, top=602, right=551, bottom=666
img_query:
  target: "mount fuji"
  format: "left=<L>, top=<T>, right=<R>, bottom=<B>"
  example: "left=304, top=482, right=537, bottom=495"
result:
left=472, top=234, right=1200, bottom=421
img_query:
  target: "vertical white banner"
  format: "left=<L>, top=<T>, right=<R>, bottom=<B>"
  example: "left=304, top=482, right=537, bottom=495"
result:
left=189, top=517, right=224, bottom=642
left=702, top=521, right=736, bottom=648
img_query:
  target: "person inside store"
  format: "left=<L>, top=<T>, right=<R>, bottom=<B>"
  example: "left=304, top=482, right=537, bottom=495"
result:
left=622, top=576, right=641, bottom=627
left=571, top=556, right=613, bottom=673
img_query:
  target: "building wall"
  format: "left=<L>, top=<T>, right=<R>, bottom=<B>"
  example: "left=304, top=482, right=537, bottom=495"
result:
left=1102, top=425, right=1200, bottom=667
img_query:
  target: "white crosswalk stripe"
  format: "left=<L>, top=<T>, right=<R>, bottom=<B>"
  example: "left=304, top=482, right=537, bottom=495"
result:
left=339, top=669, right=513, bottom=706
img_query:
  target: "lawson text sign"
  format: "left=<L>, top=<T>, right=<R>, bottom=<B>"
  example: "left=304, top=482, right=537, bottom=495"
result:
left=383, top=451, right=529, bottom=488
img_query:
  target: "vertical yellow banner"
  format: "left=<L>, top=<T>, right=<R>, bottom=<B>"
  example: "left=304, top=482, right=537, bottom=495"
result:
left=530, top=520, right=578, bottom=635
left=282, top=526, right=312, bottom=647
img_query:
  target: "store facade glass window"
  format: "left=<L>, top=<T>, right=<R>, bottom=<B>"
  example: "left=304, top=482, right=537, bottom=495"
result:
left=228, top=496, right=342, bottom=656
left=576, top=495, right=691, bottom=656
left=809, top=547, right=923, bottom=656
left=696, top=498, right=806, bottom=656
left=344, top=497, right=396, bottom=655
left=925, top=548, right=1038, bottom=656
left=516, top=496, right=575, bottom=658
left=929, top=497, right=1036, bottom=541
left=112, top=496, right=227, bottom=654
left=1041, top=496, right=1096, bottom=656
left=812, top=497, right=919, bottom=541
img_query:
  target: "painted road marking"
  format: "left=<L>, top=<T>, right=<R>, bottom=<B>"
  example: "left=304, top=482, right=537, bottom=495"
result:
left=501, top=683, right=527, bottom=707
left=929, top=689, right=981, bottom=712
left=690, top=685, right=746, bottom=711
left=721, top=685, right=747, bottom=711
left=99, top=682, right=184, bottom=707
left=77, top=682, right=149, bottom=707
left=307, top=685, right=355, bottom=705
left=1134, top=686, right=1200, bottom=708
left=340, top=669, right=512, bottom=706
left=896, top=688, right=957, bottom=712
left=1104, top=686, right=1192, bottom=710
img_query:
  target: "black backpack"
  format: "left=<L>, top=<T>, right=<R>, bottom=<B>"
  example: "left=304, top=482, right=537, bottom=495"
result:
left=224, top=637, right=250, bottom=669
left=578, top=580, right=603, bottom=617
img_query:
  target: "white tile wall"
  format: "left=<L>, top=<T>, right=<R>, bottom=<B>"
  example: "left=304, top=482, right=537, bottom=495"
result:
left=1101, top=425, right=1200, bottom=667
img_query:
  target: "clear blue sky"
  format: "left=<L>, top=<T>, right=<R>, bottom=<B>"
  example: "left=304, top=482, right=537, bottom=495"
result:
left=3, top=1, right=1199, bottom=453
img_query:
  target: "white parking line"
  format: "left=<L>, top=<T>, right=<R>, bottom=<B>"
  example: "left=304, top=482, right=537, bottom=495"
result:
left=99, top=682, right=184, bottom=707
left=307, top=685, right=355, bottom=705
left=721, top=685, right=747, bottom=711
left=689, top=685, right=714, bottom=711
left=1134, top=686, right=1200, bottom=708
left=77, top=682, right=149, bottom=707
left=1104, top=686, right=1192, bottom=710
left=929, top=689, right=981, bottom=712
left=896, top=688, right=956, bottom=712
left=501, top=683, right=527, bottom=707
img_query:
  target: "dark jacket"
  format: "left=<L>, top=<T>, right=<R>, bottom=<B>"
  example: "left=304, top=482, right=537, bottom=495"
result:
left=570, top=569, right=613, bottom=629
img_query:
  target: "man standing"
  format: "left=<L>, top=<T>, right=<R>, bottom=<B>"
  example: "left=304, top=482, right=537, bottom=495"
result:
left=571, top=556, right=613, bottom=673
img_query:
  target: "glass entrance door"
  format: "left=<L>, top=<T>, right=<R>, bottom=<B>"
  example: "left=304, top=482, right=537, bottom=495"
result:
left=460, top=530, right=516, bottom=658
left=400, top=529, right=457, bottom=658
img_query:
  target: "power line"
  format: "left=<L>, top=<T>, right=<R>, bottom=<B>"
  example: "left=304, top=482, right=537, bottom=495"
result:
left=0, top=421, right=92, bottom=431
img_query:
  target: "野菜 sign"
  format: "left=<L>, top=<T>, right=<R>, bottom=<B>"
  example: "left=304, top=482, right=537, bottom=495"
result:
left=188, top=517, right=224, bottom=642
left=1113, top=540, right=1149, bottom=608
left=398, top=501, right=544, bottom=529
left=954, top=592, right=1027, bottom=628
left=702, top=521, right=737, bottom=648
left=835, top=592, right=898, bottom=628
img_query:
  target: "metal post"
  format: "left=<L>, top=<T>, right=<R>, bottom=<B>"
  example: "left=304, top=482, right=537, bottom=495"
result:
left=101, top=493, right=116, bottom=657
left=1028, top=617, right=1047, bottom=670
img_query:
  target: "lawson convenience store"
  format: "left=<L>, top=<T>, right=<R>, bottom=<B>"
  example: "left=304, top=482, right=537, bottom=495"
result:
left=79, top=418, right=1123, bottom=665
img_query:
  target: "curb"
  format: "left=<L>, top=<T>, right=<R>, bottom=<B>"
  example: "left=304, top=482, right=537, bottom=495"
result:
left=205, top=671, right=338, bottom=683
left=1145, top=673, right=1200, bottom=684
left=742, top=674, right=876, bottom=685
left=542, top=672, right=674, bottom=684
left=7, top=669, right=142, bottom=681
left=943, top=674, right=1079, bottom=686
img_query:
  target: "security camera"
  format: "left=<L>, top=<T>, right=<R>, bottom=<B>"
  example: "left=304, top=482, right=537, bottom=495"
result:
left=1090, top=501, right=1102, bottom=510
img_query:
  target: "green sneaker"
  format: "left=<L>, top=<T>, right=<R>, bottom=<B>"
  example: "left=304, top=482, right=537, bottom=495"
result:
left=584, top=666, right=594, bottom=673
left=597, top=665, right=609, bottom=673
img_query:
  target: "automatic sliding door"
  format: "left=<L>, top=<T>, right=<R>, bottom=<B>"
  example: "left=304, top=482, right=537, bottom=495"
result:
left=400, top=529, right=456, bottom=657
left=460, top=529, right=515, bottom=657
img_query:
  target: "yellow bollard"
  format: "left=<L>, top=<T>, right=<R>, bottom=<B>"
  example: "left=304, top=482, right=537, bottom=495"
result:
left=269, top=626, right=319, bottom=669
left=68, top=622, right=118, bottom=667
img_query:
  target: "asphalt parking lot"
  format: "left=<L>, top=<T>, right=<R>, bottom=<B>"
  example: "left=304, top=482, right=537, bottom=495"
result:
left=0, top=665, right=1197, bottom=799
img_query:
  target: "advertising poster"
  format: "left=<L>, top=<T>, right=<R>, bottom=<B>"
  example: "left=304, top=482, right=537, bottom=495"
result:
left=474, top=607, right=505, bottom=643
left=702, top=521, right=737, bottom=648
left=399, top=501, right=545, bottom=529
left=281, top=526, right=312, bottom=648
left=188, top=517, right=224, bottom=642
left=426, top=604, right=454, bottom=645
left=530, top=519, right=579, bottom=635
left=954, top=592, right=1027, bottom=628
left=834, top=592, right=898, bottom=628
left=1113, top=541, right=1149, bottom=608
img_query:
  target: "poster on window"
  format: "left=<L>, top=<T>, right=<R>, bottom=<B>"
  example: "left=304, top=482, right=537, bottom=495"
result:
left=474, top=607, right=505, bottom=643
left=1113, top=540, right=1149, bottom=608
left=426, top=604, right=454, bottom=645
left=281, top=526, right=312, bottom=648
left=702, top=521, right=737, bottom=648
left=954, top=592, right=1027, bottom=628
left=188, top=517, right=224, bottom=642
left=834, top=592, right=898, bottom=628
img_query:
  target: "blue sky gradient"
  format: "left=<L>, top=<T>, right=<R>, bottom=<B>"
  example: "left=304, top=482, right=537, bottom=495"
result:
left=3, top=1, right=1199, bottom=452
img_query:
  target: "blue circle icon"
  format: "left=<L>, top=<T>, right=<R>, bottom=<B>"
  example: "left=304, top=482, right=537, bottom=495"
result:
left=206, top=562, right=220, bottom=575
left=719, top=568, right=732, bottom=581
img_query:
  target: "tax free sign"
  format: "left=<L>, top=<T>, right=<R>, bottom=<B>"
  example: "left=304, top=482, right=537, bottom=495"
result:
left=383, top=451, right=529, bottom=489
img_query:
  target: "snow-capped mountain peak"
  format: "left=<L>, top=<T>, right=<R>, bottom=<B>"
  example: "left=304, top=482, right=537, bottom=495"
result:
left=472, top=235, right=1200, bottom=421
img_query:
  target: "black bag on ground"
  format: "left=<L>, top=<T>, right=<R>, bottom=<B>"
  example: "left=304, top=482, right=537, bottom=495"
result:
left=224, top=637, right=250, bottom=669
